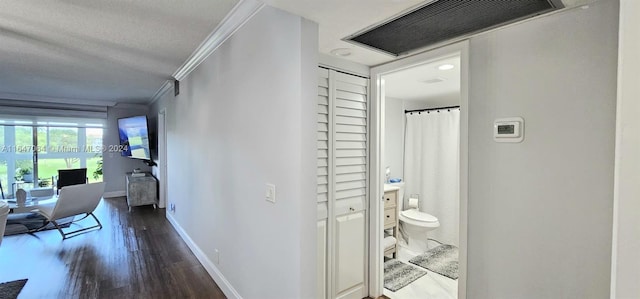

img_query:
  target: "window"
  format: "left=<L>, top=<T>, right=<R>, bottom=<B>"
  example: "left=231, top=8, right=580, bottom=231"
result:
left=0, top=118, right=104, bottom=197
left=86, top=128, right=103, bottom=183
left=0, top=126, right=6, bottom=192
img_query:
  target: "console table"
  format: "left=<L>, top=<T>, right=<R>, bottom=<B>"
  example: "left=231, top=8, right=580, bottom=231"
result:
left=125, top=173, right=157, bottom=211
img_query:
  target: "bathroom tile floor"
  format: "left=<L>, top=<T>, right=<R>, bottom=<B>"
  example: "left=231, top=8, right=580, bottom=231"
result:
left=383, top=247, right=457, bottom=299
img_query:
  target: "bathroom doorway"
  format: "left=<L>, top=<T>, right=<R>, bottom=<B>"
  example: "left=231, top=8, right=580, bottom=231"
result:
left=368, top=41, right=469, bottom=299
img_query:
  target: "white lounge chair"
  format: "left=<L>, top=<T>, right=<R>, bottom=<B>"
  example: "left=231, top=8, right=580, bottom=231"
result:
left=0, top=200, right=8, bottom=245
left=33, top=182, right=106, bottom=239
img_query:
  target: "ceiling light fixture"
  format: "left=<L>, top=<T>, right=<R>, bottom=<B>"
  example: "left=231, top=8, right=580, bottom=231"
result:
left=422, top=78, right=445, bottom=84
left=438, top=64, right=454, bottom=70
left=330, top=48, right=352, bottom=57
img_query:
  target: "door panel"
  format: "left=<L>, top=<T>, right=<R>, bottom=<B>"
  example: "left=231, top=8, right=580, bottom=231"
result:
left=317, top=219, right=328, bottom=299
left=335, top=211, right=365, bottom=294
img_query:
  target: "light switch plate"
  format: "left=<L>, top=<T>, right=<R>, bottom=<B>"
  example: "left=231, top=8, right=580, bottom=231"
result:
left=265, top=183, right=276, bottom=203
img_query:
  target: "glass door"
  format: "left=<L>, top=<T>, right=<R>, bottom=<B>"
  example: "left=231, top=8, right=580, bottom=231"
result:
left=36, top=126, right=104, bottom=188
left=0, top=125, right=6, bottom=198
left=11, top=125, right=35, bottom=196
left=37, top=126, right=80, bottom=189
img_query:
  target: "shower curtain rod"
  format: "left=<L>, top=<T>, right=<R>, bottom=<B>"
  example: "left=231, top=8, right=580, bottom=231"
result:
left=405, top=105, right=460, bottom=114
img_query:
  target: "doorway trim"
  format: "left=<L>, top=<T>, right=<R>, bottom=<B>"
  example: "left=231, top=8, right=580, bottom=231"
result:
left=368, top=40, right=469, bottom=299
left=158, top=108, right=168, bottom=209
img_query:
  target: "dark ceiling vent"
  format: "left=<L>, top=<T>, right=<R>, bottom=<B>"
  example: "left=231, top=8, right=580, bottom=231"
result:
left=346, top=0, right=563, bottom=56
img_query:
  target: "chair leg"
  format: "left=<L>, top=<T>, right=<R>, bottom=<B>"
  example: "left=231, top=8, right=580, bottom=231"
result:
left=89, top=212, right=102, bottom=229
left=50, top=220, right=67, bottom=239
left=51, top=213, right=103, bottom=239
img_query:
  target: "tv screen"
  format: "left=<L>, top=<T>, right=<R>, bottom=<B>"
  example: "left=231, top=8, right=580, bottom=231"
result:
left=118, top=115, right=151, bottom=160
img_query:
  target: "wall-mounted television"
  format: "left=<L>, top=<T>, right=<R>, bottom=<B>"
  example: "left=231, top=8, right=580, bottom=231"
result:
left=118, top=115, right=152, bottom=161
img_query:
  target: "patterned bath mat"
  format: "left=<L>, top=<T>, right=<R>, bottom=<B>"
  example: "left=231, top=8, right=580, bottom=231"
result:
left=384, top=259, right=427, bottom=292
left=409, top=244, right=459, bottom=279
left=0, top=279, right=28, bottom=299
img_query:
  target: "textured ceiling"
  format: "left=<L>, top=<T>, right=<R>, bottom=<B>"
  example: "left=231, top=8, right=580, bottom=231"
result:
left=0, top=0, right=238, bottom=105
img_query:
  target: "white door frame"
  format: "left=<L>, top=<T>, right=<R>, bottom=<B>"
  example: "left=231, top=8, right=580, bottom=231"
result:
left=368, top=40, right=470, bottom=298
left=611, top=1, right=640, bottom=297
left=158, top=108, right=168, bottom=209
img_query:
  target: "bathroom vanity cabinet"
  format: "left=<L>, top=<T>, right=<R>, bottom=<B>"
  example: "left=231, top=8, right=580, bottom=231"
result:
left=383, top=188, right=399, bottom=257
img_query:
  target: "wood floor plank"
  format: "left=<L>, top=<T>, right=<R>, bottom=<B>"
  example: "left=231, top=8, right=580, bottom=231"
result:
left=0, top=197, right=226, bottom=299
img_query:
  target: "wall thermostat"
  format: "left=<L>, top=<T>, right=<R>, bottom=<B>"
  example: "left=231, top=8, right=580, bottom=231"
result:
left=494, top=117, right=524, bottom=143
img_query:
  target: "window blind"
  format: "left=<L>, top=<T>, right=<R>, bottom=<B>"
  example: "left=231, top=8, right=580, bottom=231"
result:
left=0, top=99, right=107, bottom=127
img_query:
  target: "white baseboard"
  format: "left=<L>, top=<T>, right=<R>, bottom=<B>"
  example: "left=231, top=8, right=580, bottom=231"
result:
left=165, top=212, right=242, bottom=299
left=103, top=190, right=126, bottom=198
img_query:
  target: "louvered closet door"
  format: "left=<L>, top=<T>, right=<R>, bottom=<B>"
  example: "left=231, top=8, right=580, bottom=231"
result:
left=317, top=67, right=369, bottom=299
left=317, top=67, right=330, bottom=299
left=332, top=71, right=368, bottom=299
left=318, top=68, right=330, bottom=205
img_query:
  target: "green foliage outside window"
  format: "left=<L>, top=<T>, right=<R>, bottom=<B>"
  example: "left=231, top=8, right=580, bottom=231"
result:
left=93, top=157, right=103, bottom=180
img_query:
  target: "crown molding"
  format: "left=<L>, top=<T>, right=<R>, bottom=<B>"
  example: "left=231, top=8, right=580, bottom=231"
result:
left=146, top=0, right=264, bottom=105
left=172, top=0, right=265, bottom=81
left=148, top=80, right=174, bottom=106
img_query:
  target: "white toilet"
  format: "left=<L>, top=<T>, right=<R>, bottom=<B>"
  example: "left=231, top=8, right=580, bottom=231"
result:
left=399, top=208, right=440, bottom=254
left=384, top=183, right=441, bottom=256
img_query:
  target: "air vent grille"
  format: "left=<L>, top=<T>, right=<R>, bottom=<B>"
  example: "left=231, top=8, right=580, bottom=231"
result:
left=347, top=0, right=561, bottom=56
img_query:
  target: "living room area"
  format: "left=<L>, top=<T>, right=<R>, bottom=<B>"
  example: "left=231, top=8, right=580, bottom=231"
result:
left=0, top=106, right=224, bottom=297
left=0, top=121, right=104, bottom=234
left=0, top=0, right=233, bottom=292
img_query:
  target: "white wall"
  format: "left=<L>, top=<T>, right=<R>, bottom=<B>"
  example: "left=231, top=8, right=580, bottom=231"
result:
left=383, top=97, right=405, bottom=181
left=154, top=6, right=317, bottom=299
left=467, top=1, right=618, bottom=298
left=103, top=105, right=151, bottom=193
left=611, top=0, right=640, bottom=297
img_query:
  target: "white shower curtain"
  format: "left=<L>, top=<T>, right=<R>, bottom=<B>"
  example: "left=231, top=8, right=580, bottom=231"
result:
left=404, top=108, right=460, bottom=246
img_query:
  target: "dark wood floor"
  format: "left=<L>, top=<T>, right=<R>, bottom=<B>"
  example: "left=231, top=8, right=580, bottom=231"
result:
left=0, top=197, right=226, bottom=299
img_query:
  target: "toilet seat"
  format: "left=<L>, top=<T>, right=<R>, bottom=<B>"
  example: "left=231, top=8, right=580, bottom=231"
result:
left=401, top=209, right=438, bottom=223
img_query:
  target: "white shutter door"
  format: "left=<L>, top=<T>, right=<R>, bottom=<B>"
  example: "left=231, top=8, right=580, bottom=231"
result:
left=332, top=71, right=368, bottom=299
left=317, top=67, right=331, bottom=299
left=317, top=67, right=369, bottom=299
left=333, top=72, right=368, bottom=211
left=318, top=68, right=330, bottom=204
